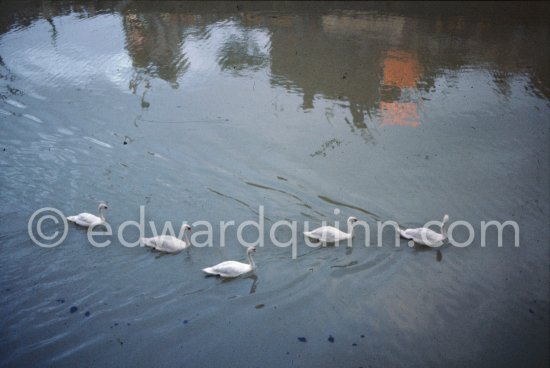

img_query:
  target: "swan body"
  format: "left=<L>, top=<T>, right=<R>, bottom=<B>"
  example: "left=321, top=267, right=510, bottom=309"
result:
left=202, top=246, right=256, bottom=278
left=399, top=214, right=449, bottom=247
left=304, top=216, right=358, bottom=242
left=142, top=224, right=192, bottom=253
left=67, top=202, right=108, bottom=227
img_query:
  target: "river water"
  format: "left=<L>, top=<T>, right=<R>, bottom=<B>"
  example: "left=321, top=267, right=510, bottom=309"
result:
left=0, top=2, right=548, bottom=367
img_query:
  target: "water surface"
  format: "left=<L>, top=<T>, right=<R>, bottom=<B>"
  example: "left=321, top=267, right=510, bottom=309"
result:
left=0, top=2, right=549, bottom=367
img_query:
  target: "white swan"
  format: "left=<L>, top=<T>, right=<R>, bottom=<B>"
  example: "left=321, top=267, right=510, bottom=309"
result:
left=141, top=224, right=192, bottom=253
left=67, top=202, right=108, bottom=227
left=399, top=214, right=449, bottom=247
left=202, top=246, right=257, bottom=278
left=304, top=216, right=358, bottom=242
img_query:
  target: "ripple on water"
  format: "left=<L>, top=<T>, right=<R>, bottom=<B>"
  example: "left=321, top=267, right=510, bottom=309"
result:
left=83, top=136, right=113, bottom=149
left=22, top=113, right=43, bottom=123
left=4, top=99, right=26, bottom=108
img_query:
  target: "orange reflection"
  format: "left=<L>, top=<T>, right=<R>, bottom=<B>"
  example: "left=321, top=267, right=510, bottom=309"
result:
left=381, top=50, right=421, bottom=127
left=380, top=101, right=420, bottom=127
left=383, top=50, right=420, bottom=88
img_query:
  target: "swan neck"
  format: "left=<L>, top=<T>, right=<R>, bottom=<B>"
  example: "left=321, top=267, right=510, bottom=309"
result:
left=184, top=230, right=191, bottom=247
left=347, top=220, right=354, bottom=235
left=98, top=207, right=105, bottom=222
left=248, top=252, right=256, bottom=269
left=441, top=218, right=448, bottom=238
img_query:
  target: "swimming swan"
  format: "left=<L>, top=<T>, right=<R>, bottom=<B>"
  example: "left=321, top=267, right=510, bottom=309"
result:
left=303, top=216, right=358, bottom=242
left=141, top=224, right=192, bottom=253
left=399, top=214, right=449, bottom=247
left=202, top=246, right=257, bottom=278
left=67, top=202, right=108, bottom=227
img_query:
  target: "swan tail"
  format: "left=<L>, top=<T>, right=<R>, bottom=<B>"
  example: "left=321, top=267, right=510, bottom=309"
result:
left=397, top=228, right=408, bottom=239
left=141, top=238, right=154, bottom=248
left=202, top=267, right=216, bottom=275
left=67, top=216, right=77, bottom=223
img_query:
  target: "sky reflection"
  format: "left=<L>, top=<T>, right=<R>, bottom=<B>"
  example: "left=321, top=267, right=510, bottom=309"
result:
left=0, top=1, right=548, bottom=135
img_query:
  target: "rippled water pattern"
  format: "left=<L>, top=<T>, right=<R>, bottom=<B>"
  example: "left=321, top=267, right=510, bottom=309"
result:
left=0, top=2, right=549, bottom=367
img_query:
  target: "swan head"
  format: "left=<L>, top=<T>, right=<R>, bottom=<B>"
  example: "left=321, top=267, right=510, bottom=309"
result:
left=181, top=224, right=192, bottom=232
left=247, top=246, right=257, bottom=255
left=98, top=202, right=108, bottom=211
left=442, top=214, right=449, bottom=224
left=347, top=216, right=359, bottom=224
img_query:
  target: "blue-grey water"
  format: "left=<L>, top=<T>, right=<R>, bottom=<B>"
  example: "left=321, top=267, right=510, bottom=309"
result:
left=0, top=2, right=549, bottom=367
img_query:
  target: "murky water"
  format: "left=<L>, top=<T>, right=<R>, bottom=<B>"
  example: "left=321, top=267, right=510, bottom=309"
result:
left=1, top=2, right=549, bottom=367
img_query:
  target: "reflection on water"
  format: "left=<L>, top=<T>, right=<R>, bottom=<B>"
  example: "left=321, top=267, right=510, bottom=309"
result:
left=381, top=50, right=421, bottom=127
left=0, top=1, right=549, bottom=367
left=383, top=51, right=420, bottom=89
left=380, top=101, right=420, bottom=127
left=218, top=274, right=259, bottom=295
left=125, top=12, right=190, bottom=88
